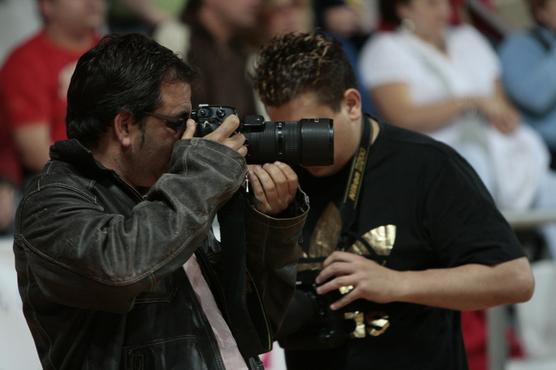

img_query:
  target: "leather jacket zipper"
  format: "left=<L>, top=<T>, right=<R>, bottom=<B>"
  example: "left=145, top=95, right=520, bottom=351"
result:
left=246, top=270, right=272, bottom=352
left=110, top=172, right=144, bottom=202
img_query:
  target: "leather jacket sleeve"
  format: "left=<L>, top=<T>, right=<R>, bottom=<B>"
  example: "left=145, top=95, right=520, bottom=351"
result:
left=15, top=139, right=246, bottom=314
left=244, top=191, right=308, bottom=338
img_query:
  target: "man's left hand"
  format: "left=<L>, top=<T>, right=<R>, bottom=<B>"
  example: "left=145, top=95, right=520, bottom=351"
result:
left=315, top=251, right=403, bottom=310
left=247, top=162, right=298, bottom=216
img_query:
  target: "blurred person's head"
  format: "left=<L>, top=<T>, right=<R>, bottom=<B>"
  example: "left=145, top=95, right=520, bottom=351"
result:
left=380, top=0, right=451, bottom=43
left=66, top=33, right=197, bottom=187
left=528, top=0, right=556, bottom=30
left=38, top=0, right=106, bottom=36
left=253, top=32, right=361, bottom=177
left=315, top=0, right=365, bottom=38
left=184, top=0, right=262, bottom=33
left=263, top=0, right=312, bottom=38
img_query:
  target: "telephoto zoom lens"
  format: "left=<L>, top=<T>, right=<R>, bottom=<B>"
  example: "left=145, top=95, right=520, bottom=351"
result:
left=242, top=115, right=334, bottom=166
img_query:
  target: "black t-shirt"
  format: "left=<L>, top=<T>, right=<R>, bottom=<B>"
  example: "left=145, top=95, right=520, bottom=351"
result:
left=285, top=119, right=525, bottom=370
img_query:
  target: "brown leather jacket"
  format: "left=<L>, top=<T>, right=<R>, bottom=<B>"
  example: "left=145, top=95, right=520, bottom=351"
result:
left=13, top=138, right=307, bottom=370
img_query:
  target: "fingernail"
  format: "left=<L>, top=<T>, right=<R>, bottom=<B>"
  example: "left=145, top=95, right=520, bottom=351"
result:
left=330, top=304, right=336, bottom=310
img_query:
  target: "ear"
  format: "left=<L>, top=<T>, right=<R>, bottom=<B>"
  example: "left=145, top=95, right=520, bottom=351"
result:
left=114, top=111, right=135, bottom=148
left=343, top=88, right=362, bottom=121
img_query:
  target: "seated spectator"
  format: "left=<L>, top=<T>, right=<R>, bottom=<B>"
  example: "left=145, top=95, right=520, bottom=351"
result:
left=313, top=0, right=377, bottom=116
left=360, top=0, right=549, bottom=212
left=0, top=0, right=104, bottom=185
left=107, top=0, right=186, bottom=35
left=500, top=0, right=556, bottom=169
left=261, top=0, right=312, bottom=38
left=154, top=0, right=263, bottom=118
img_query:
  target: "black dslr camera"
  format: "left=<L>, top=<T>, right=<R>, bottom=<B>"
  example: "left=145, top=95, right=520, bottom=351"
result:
left=190, top=104, right=334, bottom=165
left=277, top=268, right=357, bottom=350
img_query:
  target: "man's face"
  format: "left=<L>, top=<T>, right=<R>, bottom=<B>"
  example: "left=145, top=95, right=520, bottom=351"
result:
left=266, top=92, right=356, bottom=178
left=128, top=82, right=192, bottom=188
left=398, top=0, right=450, bottom=41
left=42, top=0, right=105, bottom=34
left=209, top=0, right=261, bottom=29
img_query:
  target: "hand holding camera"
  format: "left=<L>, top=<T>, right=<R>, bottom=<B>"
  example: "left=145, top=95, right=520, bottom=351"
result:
left=247, top=162, right=298, bottom=215
left=185, top=104, right=314, bottom=215
left=316, top=251, right=401, bottom=310
left=181, top=113, right=247, bottom=157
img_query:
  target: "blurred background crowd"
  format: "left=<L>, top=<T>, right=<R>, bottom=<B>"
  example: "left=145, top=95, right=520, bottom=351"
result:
left=1, top=0, right=556, bottom=369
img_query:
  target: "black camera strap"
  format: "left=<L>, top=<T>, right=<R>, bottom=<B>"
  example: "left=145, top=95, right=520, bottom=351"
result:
left=336, top=116, right=373, bottom=251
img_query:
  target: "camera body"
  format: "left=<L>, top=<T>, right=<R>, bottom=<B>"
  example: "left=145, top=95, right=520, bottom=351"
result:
left=191, top=104, right=334, bottom=166
left=278, top=256, right=393, bottom=350
left=191, top=105, right=237, bottom=137
left=277, top=268, right=356, bottom=350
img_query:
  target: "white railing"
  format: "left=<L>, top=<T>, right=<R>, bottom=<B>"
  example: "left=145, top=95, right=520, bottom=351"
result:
left=488, top=209, right=556, bottom=370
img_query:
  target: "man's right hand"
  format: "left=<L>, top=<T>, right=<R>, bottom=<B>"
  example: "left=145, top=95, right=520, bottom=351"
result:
left=475, top=97, right=519, bottom=134
left=181, top=115, right=247, bottom=157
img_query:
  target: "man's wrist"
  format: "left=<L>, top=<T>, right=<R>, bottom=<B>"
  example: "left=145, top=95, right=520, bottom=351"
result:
left=395, top=270, right=414, bottom=303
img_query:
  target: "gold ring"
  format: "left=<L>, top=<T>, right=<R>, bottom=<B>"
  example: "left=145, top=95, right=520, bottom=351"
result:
left=339, top=285, right=354, bottom=295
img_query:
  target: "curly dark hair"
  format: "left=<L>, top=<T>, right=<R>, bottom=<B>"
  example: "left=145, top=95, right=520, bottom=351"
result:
left=66, top=33, right=197, bottom=148
left=252, top=32, right=356, bottom=111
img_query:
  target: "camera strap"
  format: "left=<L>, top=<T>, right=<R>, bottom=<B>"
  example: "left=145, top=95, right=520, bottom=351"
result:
left=336, top=115, right=373, bottom=251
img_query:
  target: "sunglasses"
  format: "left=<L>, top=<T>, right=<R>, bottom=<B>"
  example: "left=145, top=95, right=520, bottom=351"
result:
left=144, top=111, right=190, bottom=133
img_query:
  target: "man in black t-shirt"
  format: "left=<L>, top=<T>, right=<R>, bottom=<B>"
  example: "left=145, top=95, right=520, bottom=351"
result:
left=252, top=33, right=535, bottom=370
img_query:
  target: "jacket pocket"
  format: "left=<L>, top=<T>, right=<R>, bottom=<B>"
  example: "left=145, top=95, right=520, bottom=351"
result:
left=124, top=335, right=209, bottom=370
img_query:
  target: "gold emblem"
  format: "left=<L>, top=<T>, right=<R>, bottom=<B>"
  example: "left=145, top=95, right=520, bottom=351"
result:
left=350, top=225, right=396, bottom=256
left=366, top=312, right=390, bottom=337
left=300, top=203, right=342, bottom=271
left=342, top=311, right=391, bottom=338
left=344, top=311, right=366, bottom=339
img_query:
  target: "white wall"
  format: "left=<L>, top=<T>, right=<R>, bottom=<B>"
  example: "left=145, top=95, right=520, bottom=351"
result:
left=0, top=238, right=41, bottom=370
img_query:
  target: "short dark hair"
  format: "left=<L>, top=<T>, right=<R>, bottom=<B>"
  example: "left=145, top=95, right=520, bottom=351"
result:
left=66, top=33, right=197, bottom=148
left=253, top=32, right=357, bottom=111
left=379, top=0, right=412, bottom=27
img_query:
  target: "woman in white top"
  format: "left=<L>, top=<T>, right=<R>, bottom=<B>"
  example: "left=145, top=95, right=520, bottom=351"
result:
left=360, top=0, right=549, bottom=211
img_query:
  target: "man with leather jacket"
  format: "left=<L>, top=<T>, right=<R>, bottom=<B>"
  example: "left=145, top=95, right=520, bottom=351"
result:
left=13, top=33, right=307, bottom=370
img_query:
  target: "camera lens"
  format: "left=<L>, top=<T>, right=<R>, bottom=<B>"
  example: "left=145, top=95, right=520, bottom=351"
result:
left=244, top=118, right=333, bottom=166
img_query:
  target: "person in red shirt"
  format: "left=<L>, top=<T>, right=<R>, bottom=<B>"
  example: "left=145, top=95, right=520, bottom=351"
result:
left=0, top=0, right=104, bottom=179
left=0, top=0, right=104, bottom=233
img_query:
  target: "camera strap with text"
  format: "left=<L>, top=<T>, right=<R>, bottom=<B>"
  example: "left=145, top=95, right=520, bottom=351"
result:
left=302, top=115, right=376, bottom=265
left=336, top=115, right=373, bottom=252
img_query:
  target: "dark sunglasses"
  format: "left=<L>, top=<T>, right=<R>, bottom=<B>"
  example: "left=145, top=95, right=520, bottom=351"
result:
left=144, top=111, right=190, bottom=132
